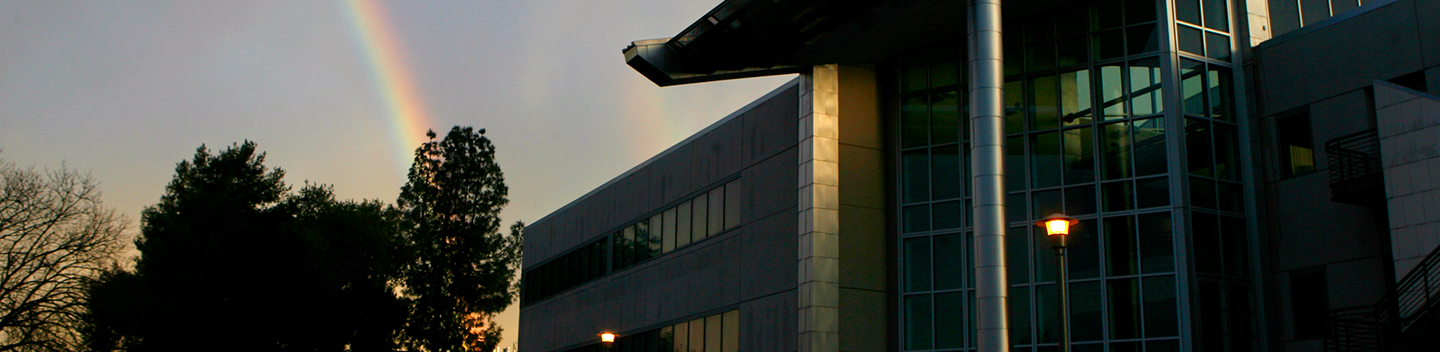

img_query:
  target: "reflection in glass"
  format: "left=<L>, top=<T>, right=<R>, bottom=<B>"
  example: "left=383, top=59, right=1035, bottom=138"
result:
left=1032, top=76, right=1060, bottom=130
left=1066, top=185, right=1097, bottom=215
left=676, top=201, right=692, bottom=248
left=902, top=96, right=928, bottom=148
left=1202, top=0, right=1230, bottom=31
left=933, top=145, right=962, bottom=199
left=1186, top=118, right=1214, bottom=176
left=1103, top=122, right=1133, bottom=180
left=1214, top=123, right=1239, bottom=180
left=1178, top=25, right=1204, bottom=56
left=1098, top=65, right=1127, bottom=120
left=931, top=61, right=958, bottom=87
left=708, top=187, right=724, bottom=236
left=1008, top=137, right=1027, bottom=191
left=903, top=150, right=930, bottom=203
left=933, top=201, right=963, bottom=230
left=1057, top=37, right=1088, bottom=68
left=1193, top=213, right=1220, bottom=274
left=1032, top=132, right=1063, bottom=188
left=1060, top=70, right=1092, bottom=126
left=1125, top=0, right=1156, bottom=24
left=1029, top=43, right=1057, bottom=72
left=904, top=205, right=930, bottom=233
left=1063, top=127, right=1095, bottom=184
left=1136, top=176, right=1171, bottom=209
left=1138, top=212, right=1175, bottom=273
left=1072, top=281, right=1103, bottom=341
left=1223, top=216, right=1250, bottom=277
left=1095, top=30, right=1125, bottom=61
left=1033, top=190, right=1063, bottom=220
left=725, top=180, right=741, bottom=229
left=1206, top=31, right=1231, bottom=61
left=1181, top=60, right=1206, bottom=116
left=1007, top=81, right=1026, bottom=134
left=1010, top=287, right=1032, bottom=344
left=705, top=315, right=722, bottom=352
left=933, top=91, right=961, bottom=144
left=722, top=311, right=738, bottom=352
left=934, top=233, right=966, bottom=290
left=692, top=193, right=708, bottom=242
left=1208, top=66, right=1233, bottom=120
left=1127, top=24, right=1160, bottom=55
left=1106, top=216, right=1138, bottom=276
left=1103, top=181, right=1134, bottom=211
left=1129, top=58, right=1164, bottom=116
left=1109, top=278, right=1141, bottom=339
left=1008, top=226, right=1030, bottom=285
left=906, top=295, right=934, bottom=350
left=1132, top=117, right=1167, bottom=176
left=1071, top=219, right=1100, bottom=279
left=1176, top=0, right=1202, bottom=24
left=903, top=65, right=928, bottom=93
left=663, top=208, right=677, bottom=253
left=936, top=292, right=965, bottom=348
left=1145, top=276, right=1178, bottom=337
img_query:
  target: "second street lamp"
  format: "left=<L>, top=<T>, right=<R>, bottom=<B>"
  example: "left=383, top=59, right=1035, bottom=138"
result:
left=1038, top=213, right=1078, bottom=352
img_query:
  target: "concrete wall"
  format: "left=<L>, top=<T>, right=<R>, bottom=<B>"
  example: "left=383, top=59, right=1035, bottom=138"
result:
left=520, top=80, right=801, bottom=352
left=1376, top=81, right=1440, bottom=278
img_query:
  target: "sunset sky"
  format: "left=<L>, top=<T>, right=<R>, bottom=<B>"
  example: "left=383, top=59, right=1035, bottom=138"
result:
left=0, top=0, right=793, bottom=345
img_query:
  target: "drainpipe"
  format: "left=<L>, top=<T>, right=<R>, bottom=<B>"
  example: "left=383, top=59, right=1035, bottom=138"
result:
left=968, top=0, right=1009, bottom=351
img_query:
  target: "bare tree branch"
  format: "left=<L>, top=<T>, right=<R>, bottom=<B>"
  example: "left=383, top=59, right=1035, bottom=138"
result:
left=0, top=159, right=128, bottom=352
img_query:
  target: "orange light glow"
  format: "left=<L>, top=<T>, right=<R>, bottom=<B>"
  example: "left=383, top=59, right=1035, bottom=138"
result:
left=1045, top=219, right=1070, bottom=236
left=600, top=332, right=616, bottom=343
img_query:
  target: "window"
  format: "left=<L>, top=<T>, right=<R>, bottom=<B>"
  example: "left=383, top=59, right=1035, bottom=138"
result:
left=1276, top=112, right=1314, bottom=176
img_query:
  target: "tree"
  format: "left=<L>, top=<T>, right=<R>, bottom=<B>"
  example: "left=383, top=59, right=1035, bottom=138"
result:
left=397, top=127, right=523, bottom=352
left=85, top=142, right=412, bottom=352
left=0, top=158, right=127, bottom=352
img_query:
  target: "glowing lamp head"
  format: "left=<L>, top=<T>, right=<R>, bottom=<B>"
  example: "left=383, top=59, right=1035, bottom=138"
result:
left=1038, top=213, right=1079, bottom=236
left=600, top=332, right=616, bottom=343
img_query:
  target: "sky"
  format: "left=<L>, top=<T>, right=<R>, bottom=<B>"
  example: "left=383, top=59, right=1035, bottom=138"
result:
left=0, top=0, right=793, bottom=347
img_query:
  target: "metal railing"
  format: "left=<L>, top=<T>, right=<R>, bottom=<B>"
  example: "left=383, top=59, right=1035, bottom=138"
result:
left=1325, top=129, right=1382, bottom=185
left=1326, top=239, right=1440, bottom=351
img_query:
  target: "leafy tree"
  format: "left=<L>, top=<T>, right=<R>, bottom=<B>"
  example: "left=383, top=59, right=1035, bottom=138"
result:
left=0, top=158, right=128, bottom=352
left=397, top=127, right=523, bottom=352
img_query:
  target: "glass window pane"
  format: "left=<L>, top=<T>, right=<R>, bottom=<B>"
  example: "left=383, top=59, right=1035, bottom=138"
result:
left=1036, top=284, right=1059, bottom=344
left=647, top=215, right=662, bottom=258
left=725, top=180, right=741, bottom=230
left=1217, top=181, right=1242, bottom=212
left=1208, top=66, right=1233, bottom=120
left=1202, top=0, right=1229, bottom=31
left=622, top=227, right=636, bottom=267
left=931, top=61, right=958, bottom=87
left=1214, top=123, right=1239, bottom=180
left=1198, top=282, right=1223, bottom=350
left=1126, top=24, right=1160, bottom=55
left=1057, top=37, right=1088, bottom=68
left=933, top=91, right=961, bottom=145
left=1033, top=190, right=1063, bottom=221
left=1098, top=64, right=1127, bottom=120
left=673, top=320, right=689, bottom=352
left=1071, top=219, right=1100, bottom=279
left=705, top=314, right=722, bottom=352
left=1109, top=278, right=1141, bottom=339
left=1128, top=58, right=1164, bottom=115
left=1193, top=212, right=1221, bottom=274
left=708, top=187, right=724, bottom=236
left=1106, top=216, right=1139, bottom=276
left=1009, top=286, right=1032, bottom=345
left=1008, top=193, right=1027, bottom=226
left=1205, top=32, right=1231, bottom=61
left=934, top=201, right=963, bottom=230
left=936, top=292, right=965, bottom=348
left=1063, top=127, right=1096, bottom=184
left=903, top=96, right=929, bottom=148
left=1097, top=0, right=1124, bottom=29
left=1032, top=132, right=1063, bottom=188
left=1026, top=13, right=1056, bottom=42
left=1144, top=275, right=1179, bottom=337
left=903, top=65, right=928, bottom=93
left=692, top=193, right=708, bottom=242
left=906, top=294, right=934, bottom=350
left=1177, top=0, right=1202, bottom=24
left=1102, top=122, right=1134, bottom=180
left=663, top=208, right=677, bottom=253
left=1178, top=25, right=1204, bottom=56
left=934, top=145, right=962, bottom=200
left=903, top=149, right=930, bottom=203
left=676, top=201, right=692, bottom=248
left=1125, top=0, right=1156, bottom=24
left=688, top=319, right=705, bottom=352
left=1071, top=281, right=1103, bottom=341
left=1008, top=137, right=1027, bottom=191
left=661, top=326, right=675, bottom=352
left=934, top=233, right=966, bottom=290
left=905, top=205, right=931, bottom=233
left=1192, top=177, right=1216, bottom=209
left=1029, top=43, right=1057, bottom=72
left=1008, top=226, right=1031, bottom=285
left=1065, top=185, right=1097, bottom=215
left=1148, top=339, right=1181, bottom=352
left=1140, top=212, right=1175, bottom=272
left=1132, top=117, right=1167, bottom=176
left=1060, top=70, right=1092, bottom=126
left=1006, top=80, right=1026, bottom=134
left=1186, top=118, right=1214, bottom=176
left=1095, top=30, right=1125, bottom=61
left=1136, top=176, right=1171, bottom=209
left=904, top=237, right=932, bottom=292
left=1035, top=227, right=1059, bottom=283
left=1228, top=283, right=1255, bottom=351
left=1181, top=59, right=1206, bottom=116
left=1103, top=181, right=1134, bottom=212
left=1031, top=76, right=1060, bottom=130
left=1222, top=216, right=1250, bottom=277
left=722, top=311, right=739, bottom=352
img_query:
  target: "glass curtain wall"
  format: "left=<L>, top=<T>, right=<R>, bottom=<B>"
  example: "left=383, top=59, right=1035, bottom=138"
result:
left=894, top=0, right=1251, bottom=350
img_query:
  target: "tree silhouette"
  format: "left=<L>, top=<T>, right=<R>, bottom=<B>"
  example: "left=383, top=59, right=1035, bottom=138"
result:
left=397, top=127, right=523, bottom=352
left=0, top=158, right=127, bottom=352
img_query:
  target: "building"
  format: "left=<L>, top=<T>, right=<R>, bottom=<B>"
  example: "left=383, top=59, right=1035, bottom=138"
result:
left=519, top=0, right=1440, bottom=351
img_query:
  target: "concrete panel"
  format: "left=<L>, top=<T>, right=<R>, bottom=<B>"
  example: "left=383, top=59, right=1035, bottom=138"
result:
left=837, top=65, right=883, bottom=150
left=1326, top=256, right=1389, bottom=308
left=1308, top=90, right=1374, bottom=170
left=1255, top=1, right=1424, bottom=115
left=838, top=289, right=887, bottom=352
left=742, top=211, right=799, bottom=299
left=1272, top=172, right=1387, bottom=271
left=839, top=205, right=887, bottom=292
left=693, top=118, right=745, bottom=186
left=745, top=84, right=801, bottom=168
left=742, top=290, right=798, bottom=352
left=1417, top=0, right=1440, bottom=67
left=744, top=147, right=800, bottom=224
left=839, top=144, right=886, bottom=209
left=1429, top=67, right=1440, bottom=94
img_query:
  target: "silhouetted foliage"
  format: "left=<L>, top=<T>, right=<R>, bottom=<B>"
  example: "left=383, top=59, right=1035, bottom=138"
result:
left=398, top=127, right=523, bottom=352
left=0, top=158, right=127, bottom=352
left=84, top=142, right=411, bottom=352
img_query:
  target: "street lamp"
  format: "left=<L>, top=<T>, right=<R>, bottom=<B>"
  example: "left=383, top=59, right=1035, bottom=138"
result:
left=1038, top=213, right=1077, bottom=352
left=599, top=332, right=616, bottom=352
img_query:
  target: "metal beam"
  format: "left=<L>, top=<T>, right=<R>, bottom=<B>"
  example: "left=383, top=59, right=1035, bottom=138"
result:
left=968, top=0, right=1009, bottom=350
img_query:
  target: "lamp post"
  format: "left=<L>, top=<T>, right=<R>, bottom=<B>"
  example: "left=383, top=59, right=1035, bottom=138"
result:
left=1038, top=213, right=1077, bottom=352
left=599, top=332, right=616, bottom=352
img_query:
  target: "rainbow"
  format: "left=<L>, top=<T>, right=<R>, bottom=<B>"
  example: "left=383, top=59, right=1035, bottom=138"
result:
left=343, top=0, right=434, bottom=173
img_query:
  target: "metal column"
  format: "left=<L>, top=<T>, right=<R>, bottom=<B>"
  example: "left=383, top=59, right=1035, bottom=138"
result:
left=968, top=0, right=1008, bottom=351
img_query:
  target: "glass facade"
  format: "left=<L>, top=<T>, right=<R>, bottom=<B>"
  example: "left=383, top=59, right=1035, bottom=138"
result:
left=893, top=0, right=1253, bottom=350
